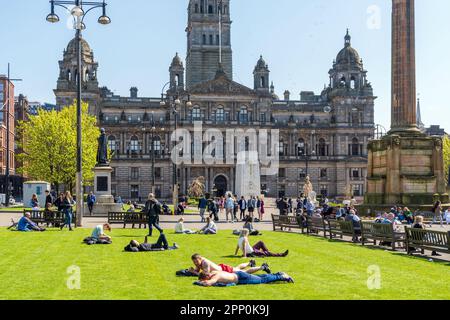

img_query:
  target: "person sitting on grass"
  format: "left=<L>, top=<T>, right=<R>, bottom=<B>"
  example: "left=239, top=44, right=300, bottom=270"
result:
left=175, top=202, right=185, bottom=215
left=91, top=223, right=112, bottom=241
left=175, top=217, right=197, bottom=234
left=242, top=216, right=260, bottom=236
left=16, top=212, right=45, bottom=232
left=196, top=270, right=294, bottom=287
left=124, top=234, right=178, bottom=252
left=189, top=254, right=271, bottom=276
left=198, top=217, right=217, bottom=234
left=235, top=229, right=288, bottom=258
left=162, top=201, right=172, bottom=215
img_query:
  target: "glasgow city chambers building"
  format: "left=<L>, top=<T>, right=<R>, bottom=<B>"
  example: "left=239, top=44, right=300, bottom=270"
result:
left=54, top=0, right=375, bottom=201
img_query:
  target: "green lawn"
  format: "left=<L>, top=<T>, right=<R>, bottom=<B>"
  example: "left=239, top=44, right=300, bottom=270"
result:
left=0, top=227, right=449, bottom=300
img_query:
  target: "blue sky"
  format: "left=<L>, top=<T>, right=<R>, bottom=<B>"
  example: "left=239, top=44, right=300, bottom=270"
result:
left=0, top=0, right=449, bottom=130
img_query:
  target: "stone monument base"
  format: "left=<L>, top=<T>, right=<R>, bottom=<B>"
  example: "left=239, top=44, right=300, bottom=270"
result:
left=87, top=165, right=123, bottom=217
left=365, top=132, right=449, bottom=206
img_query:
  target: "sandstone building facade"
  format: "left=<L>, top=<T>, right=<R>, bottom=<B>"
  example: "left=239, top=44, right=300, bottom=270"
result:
left=55, top=0, right=375, bottom=201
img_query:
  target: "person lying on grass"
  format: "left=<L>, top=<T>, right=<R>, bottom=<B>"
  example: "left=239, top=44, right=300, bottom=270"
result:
left=15, top=212, right=46, bottom=232
left=124, top=233, right=179, bottom=252
left=91, top=223, right=112, bottom=241
left=196, top=270, right=294, bottom=287
left=235, top=229, right=288, bottom=258
left=189, top=253, right=271, bottom=275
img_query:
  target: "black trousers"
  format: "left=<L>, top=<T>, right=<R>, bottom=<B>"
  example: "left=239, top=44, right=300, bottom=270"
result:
left=88, top=203, right=94, bottom=214
left=148, top=216, right=163, bottom=236
left=152, top=233, right=169, bottom=250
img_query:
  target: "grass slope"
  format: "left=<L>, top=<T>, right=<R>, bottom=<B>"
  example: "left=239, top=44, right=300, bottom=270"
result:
left=0, top=227, right=449, bottom=300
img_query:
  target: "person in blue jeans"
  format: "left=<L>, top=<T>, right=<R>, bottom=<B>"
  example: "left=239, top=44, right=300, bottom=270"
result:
left=197, top=270, right=294, bottom=286
left=60, top=191, right=75, bottom=231
left=17, top=212, right=45, bottom=232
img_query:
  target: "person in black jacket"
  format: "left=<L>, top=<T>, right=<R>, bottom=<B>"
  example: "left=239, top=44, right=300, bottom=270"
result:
left=144, top=193, right=163, bottom=237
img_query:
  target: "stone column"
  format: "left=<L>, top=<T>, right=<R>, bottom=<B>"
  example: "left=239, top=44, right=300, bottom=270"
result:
left=391, top=0, right=418, bottom=133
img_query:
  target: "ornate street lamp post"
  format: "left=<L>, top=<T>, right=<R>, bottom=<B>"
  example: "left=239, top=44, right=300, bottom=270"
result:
left=46, top=0, right=111, bottom=226
left=160, top=82, right=192, bottom=206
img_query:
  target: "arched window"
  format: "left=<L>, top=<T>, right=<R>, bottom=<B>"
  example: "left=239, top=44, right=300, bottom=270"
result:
left=223, top=5, right=228, bottom=14
left=216, top=108, right=225, bottom=123
left=297, top=138, right=305, bottom=156
left=209, top=34, right=213, bottom=45
left=192, top=107, right=202, bottom=121
left=194, top=3, right=199, bottom=13
left=67, top=69, right=72, bottom=81
left=318, top=138, right=326, bottom=156
left=85, top=69, right=90, bottom=82
left=260, top=76, right=266, bottom=87
left=208, top=5, right=213, bottom=14
left=245, top=137, right=250, bottom=152
left=216, top=35, right=220, bottom=45
left=350, top=76, right=356, bottom=89
left=351, top=138, right=360, bottom=156
left=340, top=76, right=346, bottom=86
left=130, top=136, right=139, bottom=152
left=202, top=34, right=206, bottom=45
left=239, top=107, right=248, bottom=123
left=108, top=135, right=117, bottom=151
left=200, top=0, right=204, bottom=13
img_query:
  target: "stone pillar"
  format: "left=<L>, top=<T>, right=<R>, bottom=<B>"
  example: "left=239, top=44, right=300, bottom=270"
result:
left=391, top=0, right=418, bottom=133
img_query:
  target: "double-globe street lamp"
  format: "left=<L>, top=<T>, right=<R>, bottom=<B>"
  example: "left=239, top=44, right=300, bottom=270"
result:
left=160, top=82, right=192, bottom=206
left=46, top=0, right=111, bottom=226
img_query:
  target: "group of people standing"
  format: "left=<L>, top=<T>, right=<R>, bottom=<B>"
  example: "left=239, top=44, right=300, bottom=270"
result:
left=198, top=194, right=265, bottom=224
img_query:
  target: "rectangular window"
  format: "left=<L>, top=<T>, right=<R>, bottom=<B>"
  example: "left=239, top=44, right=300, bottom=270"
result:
left=320, top=168, right=328, bottom=178
left=320, top=185, right=328, bottom=197
left=260, top=113, right=266, bottom=123
left=351, top=168, right=360, bottom=178
left=352, top=185, right=362, bottom=197
left=130, top=167, right=139, bottom=179
left=278, top=168, right=286, bottom=178
left=130, top=185, right=139, bottom=199
left=154, top=167, right=162, bottom=179
left=155, top=185, right=162, bottom=198
left=299, top=169, right=306, bottom=179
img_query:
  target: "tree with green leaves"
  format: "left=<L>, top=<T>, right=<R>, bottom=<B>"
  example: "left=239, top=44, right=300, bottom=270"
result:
left=17, top=102, right=99, bottom=193
left=444, top=135, right=450, bottom=186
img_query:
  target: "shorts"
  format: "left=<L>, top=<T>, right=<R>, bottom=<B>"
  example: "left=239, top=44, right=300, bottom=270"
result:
left=219, top=264, right=234, bottom=273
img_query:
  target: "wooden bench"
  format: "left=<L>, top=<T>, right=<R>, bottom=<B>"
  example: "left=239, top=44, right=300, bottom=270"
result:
left=328, top=219, right=358, bottom=241
left=271, top=214, right=305, bottom=233
left=24, top=209, right=77, bottom=227
left=108, top=211, right=148, bottom=229
left=361, top=221, right=405, bottom=251
left=306, top=216, right=329, bottom=238
left=405, top=227, right=450, bottom=256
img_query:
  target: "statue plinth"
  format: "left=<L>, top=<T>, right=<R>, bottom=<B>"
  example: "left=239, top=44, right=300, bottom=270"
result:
left=85, top=164, right=122, bottom=217
left=235, top=151, right=261, bottom=198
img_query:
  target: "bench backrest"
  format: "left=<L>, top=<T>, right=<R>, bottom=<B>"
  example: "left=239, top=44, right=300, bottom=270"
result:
left=362, top=221, right=394, bottom=237
left=338, top=220, right=354, bottom=233
left=307, top=216, right=326, bottom=229
left=406, top=228, right=450, bottom=250
left=272, top=214, right=300, bottom=226
left=108, top=212, right=126, bottom=222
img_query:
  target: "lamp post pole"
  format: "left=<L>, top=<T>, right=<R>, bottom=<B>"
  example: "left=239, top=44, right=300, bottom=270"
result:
left=151, top=112, right=156, bottom=195
left=46, top=0, right=111, bottom=226
left=160, top=82, right=192, bottom=207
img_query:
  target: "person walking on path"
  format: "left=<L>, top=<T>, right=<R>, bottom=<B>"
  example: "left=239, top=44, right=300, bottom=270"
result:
left=225, top=194, right=235, bottom=223
left=198, top=195, right=208, bottom=223
left=144, top=193, right=163, bottom=237
left=431, top=201, right=444, bottom=227
left=87, top=191, right=97, bottom=215
left=60, top=191, right=75, bottom=231
left=238, top=196, right=247, bottom=221
left=259, top=197, right=265, bottom=221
